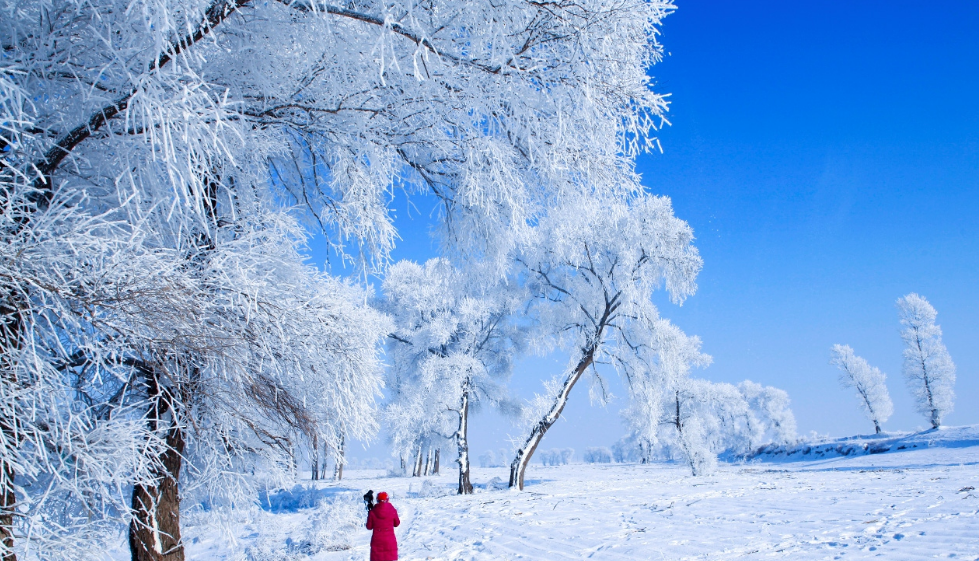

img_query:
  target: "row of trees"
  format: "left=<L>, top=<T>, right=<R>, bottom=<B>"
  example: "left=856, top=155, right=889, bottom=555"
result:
left=380, top=246, right=798, bottom=481
left=1, top=0, right=683, bottom=558
left=831, top=293, right=956, bottom=434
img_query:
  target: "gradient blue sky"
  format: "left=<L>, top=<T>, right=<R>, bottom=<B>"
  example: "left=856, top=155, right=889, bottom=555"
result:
left=334, top=1, right=979, bottom=462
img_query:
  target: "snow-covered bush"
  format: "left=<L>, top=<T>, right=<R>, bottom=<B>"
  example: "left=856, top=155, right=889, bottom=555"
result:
left=737, top=381, right=798, bottom=448
left=242, top=497, right=361, bottom=561
left=584, top=447, right=613, bottom=464
left=478, top=452, right=496, bottom=469
left=897, top=294, right=956, bottom=429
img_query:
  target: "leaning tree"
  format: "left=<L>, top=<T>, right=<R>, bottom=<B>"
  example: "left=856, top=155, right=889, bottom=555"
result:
left=509, top=192, right=702, bottom=489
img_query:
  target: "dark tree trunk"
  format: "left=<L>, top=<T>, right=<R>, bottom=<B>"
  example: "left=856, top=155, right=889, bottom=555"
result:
left=129, top=413, right=185, bottom=561
left=0, top=305, right=21, bottom=561
left=412, top=446, right=423, bottom=477
left=311, top=433, right=319, bottom=481
left=433, top=449, right=440, bottom=475
left=0, top=460, right=15, bottom=561
left=456, top=389, right=473, bottom=494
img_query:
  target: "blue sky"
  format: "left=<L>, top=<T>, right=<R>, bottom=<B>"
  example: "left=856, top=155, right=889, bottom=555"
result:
left=334, top=1, right=979, bottom=462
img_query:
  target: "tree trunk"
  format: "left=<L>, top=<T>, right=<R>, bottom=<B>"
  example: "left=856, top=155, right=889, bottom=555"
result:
left=0, top=460, right=15, bottom=561
left=333, top=435, right=344, bottom=481
left=320, top=441, right=329, bottom=479
left=433, top=449, right=440, bottom=475
left=457, top=390, right=473, bottom=494
left=129, top=410, right=185, bottom=561
left=412, top=446, right=423, bottom=477
left=311, top=433, right=319, bottom=481
left=914, top=329, right=940, bottom=429
left=0, top=305, right=22, bottom=561
left=509, top=345, right=596, bottom=490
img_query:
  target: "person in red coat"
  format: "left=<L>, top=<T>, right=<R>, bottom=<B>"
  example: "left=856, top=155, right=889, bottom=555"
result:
left=366, top=491, right=400, bottom=561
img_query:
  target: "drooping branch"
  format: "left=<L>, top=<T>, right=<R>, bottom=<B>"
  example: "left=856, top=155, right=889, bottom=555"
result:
left=29, top=0, right=253, bottom=206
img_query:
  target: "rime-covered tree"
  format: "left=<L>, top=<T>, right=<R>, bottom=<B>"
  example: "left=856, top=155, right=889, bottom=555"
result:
left=3, top=0, right=676, bottom=273
left=736, top=381, right=797, bottom=448
left=619, top=319, right=710, bottom=464
left=509, top=193, right=702, bottom=489
left=829, top=344, right=893, bottom=434
left=3, top=0, right=678, bottom=553
left=897, top=294, right=956, bottom=429
left=616, top=319, right=795, bottom=474
left=382, top=259, right=523, bottom=494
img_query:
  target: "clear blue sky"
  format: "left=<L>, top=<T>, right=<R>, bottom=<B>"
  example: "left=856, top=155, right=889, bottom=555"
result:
left=332, top=1, right=979, bottom=463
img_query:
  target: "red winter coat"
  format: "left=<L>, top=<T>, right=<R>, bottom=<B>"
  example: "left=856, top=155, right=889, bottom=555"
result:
left=366, top=501, right=400, bottom=561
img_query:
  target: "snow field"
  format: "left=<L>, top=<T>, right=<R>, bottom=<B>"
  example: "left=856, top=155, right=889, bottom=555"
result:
left=165, top=434, right=979, bottom=561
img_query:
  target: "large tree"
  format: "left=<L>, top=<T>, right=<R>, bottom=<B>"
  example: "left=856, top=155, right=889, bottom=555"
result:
left=3, top=0, right=678, bottom=555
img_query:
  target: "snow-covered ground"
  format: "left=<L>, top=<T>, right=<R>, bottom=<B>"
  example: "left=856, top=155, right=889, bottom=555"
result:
left=130, top=426, right=979, bottom=560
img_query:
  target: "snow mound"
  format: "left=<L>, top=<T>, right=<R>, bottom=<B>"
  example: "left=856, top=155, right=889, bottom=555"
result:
left=482, top=476, right=509, bottom=491
left=749, top=424, right=979, bottom=462
left=411, top=479, right=452, bottom=498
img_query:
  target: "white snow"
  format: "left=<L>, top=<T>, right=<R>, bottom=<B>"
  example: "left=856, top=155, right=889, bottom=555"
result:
left=121, top=427, right=979, bottom=560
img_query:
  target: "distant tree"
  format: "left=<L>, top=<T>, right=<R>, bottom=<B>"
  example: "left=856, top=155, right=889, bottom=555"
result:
left=616, top=319, right=795, bottom=475
left=897, top=294, right=956, bottom=429
left=736, top=381, right=797, bottom=448
left=829, top=344, right=893, bottom=434
left=583, top=447, right=613, bottom=464
left=619, top=319, right=710, bottom=465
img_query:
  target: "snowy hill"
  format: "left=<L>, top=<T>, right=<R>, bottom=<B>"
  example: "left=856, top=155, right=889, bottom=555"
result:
left=750, top=424, right=979, bottom=462
left=110, top=426, right=979, bottom=560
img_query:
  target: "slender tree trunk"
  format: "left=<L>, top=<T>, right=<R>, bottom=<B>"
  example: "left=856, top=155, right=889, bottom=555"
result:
left=674, top=391, right=682, bottom=431
left=509, top=345, right=596, bottom=490
left=0, top=459, right=15, bottom=561
left=913, top=329, right=940, bottom=429
left=129, top=375, right=185, bottom=561
left=320, top=441, right=329, bottom=479
left=311, top=433, right=319, bottom=481
left=457, top=389, right=473, bottom=494
left=413, top=445, right=424, bottom=477
left=0, top=305, right=20, bottom=561
left=433, top=449, right=440, bottom=475
left=873, top=421, right=882, bottom=434
left=333, top=435, right=345, bottom=481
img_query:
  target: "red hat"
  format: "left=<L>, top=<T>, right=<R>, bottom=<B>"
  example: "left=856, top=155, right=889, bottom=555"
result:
left=377, top=492, right=389, bottom=501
